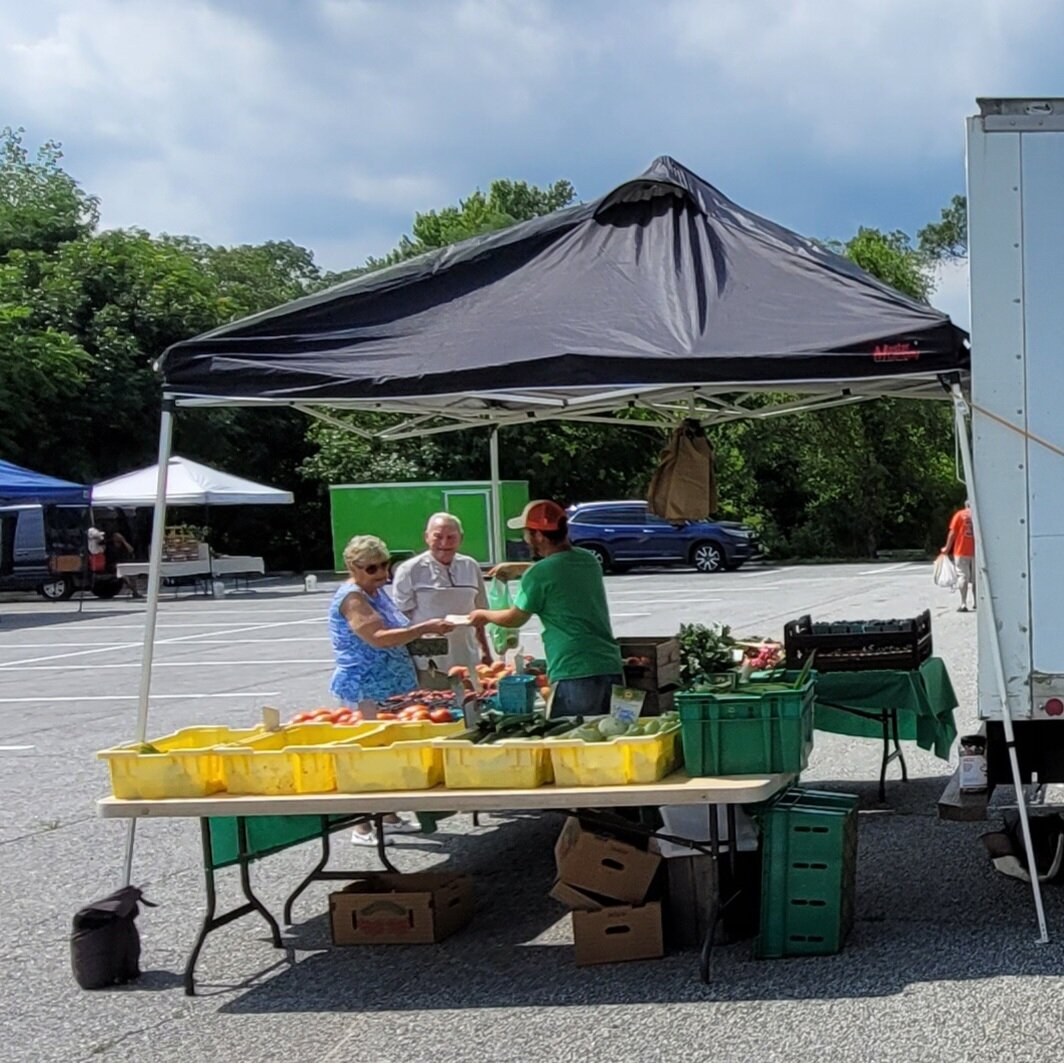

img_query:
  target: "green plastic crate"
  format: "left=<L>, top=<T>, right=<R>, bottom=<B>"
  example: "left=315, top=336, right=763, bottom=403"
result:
left=676, top=672, right=815, bottom=776
left=754, top=787, right=858, bottom=958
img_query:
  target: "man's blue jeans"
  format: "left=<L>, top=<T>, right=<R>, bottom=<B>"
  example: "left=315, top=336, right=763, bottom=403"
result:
left=549, top=674, right=623, bottom=718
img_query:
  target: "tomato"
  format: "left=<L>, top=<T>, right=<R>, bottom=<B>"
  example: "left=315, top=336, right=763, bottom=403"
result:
left=406, top=702, right=429, bottom=713
left=310, top=708, right=332, bottom=719
left=410, top=709, right=430, bottom=721
left=428, top=708, right=452, bottom=724
left=290, top=712, right=313, bottom=723
left=377, top=711, right=398, bottom=720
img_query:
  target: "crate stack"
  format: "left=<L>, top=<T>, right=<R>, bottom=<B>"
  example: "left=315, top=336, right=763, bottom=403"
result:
left=754, top=788, right=858, bottom=958
left=619, top=636, right=680, bottom=715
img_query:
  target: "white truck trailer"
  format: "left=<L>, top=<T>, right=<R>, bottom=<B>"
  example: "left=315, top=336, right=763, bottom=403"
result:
left=962, top=97, right=1064, bottom=937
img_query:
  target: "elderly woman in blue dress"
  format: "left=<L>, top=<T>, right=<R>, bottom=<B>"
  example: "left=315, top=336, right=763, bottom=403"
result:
left=330, top=534, right=453, bottom=845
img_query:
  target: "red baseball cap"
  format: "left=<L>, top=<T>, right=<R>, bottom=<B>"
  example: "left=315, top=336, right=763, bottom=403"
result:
left=507, top=499, right=566, bottom=532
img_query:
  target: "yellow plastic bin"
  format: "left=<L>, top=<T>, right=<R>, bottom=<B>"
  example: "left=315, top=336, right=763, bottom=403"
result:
left=98, top=726, right=264, bottom=800
left=547, top=725, right=683, bottom=787
left=332, top=720, right=463, bottom=792
left=435, top=736, right=554, bottom=789
left=217, top=721, right=386, bottom=795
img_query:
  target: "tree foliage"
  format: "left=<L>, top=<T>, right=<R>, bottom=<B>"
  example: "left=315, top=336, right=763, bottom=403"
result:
left=918, top=194, right=968, bottom=259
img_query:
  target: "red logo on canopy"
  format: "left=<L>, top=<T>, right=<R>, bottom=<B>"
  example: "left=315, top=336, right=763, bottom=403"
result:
left=872, top=343, right=919, bottom=362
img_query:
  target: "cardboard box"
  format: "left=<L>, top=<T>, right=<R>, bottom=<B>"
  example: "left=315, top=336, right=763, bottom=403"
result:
left=573, top=902, right=664, bottom=965
left=554, top=817, right=661, bottom=904
left=549, top=878, right=608, bottom=911
left=329, top=872, right=473, bottom=945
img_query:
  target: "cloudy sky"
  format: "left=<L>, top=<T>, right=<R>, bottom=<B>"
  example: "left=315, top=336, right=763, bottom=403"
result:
left=3, top=0, right=1062, bottom=328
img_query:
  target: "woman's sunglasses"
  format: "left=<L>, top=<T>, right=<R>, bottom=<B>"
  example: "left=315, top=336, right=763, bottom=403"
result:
left=355, top=561, right=388, bottom=575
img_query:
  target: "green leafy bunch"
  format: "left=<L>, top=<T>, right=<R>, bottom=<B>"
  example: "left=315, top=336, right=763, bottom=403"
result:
left=677, top=623, right=736, bottom=685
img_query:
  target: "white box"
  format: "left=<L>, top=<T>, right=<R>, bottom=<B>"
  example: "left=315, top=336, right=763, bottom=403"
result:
left=651, top=804, right=759, bottom=858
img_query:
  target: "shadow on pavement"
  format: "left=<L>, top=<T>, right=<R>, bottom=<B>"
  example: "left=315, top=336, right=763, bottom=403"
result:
left=210, top=779, right=1064, bottom=1013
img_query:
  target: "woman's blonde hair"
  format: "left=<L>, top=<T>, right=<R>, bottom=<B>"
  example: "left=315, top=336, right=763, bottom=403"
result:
left=343, top=534, right=389, bottom=573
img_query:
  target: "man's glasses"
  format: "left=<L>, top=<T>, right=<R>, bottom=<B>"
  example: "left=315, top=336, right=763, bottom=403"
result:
left=355, top=561, right=387, bottom=575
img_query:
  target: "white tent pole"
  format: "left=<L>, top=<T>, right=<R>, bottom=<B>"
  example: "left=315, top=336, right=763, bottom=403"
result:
left=952, top=382, right=1049, bottom=943
left=122, top=398, right=174, bottom=887
left=489, top=426, right=503, bottom=565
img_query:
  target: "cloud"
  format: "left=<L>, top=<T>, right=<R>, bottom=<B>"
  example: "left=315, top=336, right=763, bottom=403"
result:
left=2, top=0, right=1063, bottom=272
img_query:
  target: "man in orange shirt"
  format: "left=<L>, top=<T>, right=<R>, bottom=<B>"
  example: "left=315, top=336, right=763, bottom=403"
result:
left=942, top=500, right=976, bottom=612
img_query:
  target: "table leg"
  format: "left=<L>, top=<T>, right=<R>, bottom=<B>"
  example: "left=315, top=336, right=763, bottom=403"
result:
left=699, top=806, right=723, bottom=984
left=183, top=818, right=284, bottom=997
left=237, top=818, right=283, bottom=949
left=374, top=813, right=399, bottom=873
left=283, top=815, right=378, bottom=924
left=878, top=708, right=909, bottom=801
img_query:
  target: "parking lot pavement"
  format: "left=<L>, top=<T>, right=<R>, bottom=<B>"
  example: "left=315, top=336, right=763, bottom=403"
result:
left=1, top=564, right=1060, bottom=1063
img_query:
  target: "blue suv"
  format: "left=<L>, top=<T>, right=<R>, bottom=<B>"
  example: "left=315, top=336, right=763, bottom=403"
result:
left=567, top=501, right=760, bottom=573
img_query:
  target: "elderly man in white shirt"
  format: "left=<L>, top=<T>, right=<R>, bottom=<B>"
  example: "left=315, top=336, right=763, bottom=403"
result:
left=392, top=513, right=493, bottom=676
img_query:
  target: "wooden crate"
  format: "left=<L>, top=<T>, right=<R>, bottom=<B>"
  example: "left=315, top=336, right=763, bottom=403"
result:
left=619, top=636, right=681, bottom=691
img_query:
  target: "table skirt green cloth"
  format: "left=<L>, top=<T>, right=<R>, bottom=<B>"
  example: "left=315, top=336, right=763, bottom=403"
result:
left=812, top=657, right=958, bottom=760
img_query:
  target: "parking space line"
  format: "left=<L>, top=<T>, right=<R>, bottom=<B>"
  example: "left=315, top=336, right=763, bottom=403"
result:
left=0, top=637, right=330, bottom=648
left=0, top=692, right=282, bottom=703
left=0, top=617, right=321, bottom=669
left=1, top=660, right=334, bottom=671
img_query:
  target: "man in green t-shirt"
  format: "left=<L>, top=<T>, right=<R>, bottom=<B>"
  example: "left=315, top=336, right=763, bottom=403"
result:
left=468, top=499, right=623, bottom=716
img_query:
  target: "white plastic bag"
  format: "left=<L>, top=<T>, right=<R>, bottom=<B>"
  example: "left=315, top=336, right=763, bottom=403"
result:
left=933, top=553, right=958, bottom=590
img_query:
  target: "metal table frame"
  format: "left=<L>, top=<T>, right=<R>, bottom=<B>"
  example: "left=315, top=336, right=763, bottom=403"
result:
left=816, top=698, right=908, bottom=801
left=99, top=772, right=789, bottom=995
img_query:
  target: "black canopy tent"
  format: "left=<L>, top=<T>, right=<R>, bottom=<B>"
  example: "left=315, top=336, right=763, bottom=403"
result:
left=119, top=157, right=969, bottom=882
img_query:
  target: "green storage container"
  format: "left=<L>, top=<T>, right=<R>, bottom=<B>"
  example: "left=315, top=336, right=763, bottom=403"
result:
left=675, top=672, right=815, bottom=776
left=754, top=787, right=858, bottom=958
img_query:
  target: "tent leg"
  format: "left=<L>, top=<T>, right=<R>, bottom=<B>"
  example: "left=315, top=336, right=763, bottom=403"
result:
left=122, top=398, right=175, bottom=887
left=489, top=427, right=503, bottom=566
left=952, top=384, right=1049, bottom=943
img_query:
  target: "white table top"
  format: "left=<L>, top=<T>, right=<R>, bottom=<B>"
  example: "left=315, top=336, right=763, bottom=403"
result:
left=116, top=560, right=211, bottom=578
left=116, top=555, right=265, bottom=579
left=97, top=771, right=791, bottom=819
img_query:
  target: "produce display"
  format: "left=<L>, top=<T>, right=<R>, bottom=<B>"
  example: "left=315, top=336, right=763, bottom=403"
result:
left=102, top=613, right=832, bottom=802
left=561, top=712, right=680, bottom=743
left=451, top=711, right=581, bottom=743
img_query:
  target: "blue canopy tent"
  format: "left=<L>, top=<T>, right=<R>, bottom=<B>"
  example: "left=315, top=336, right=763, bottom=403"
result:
left=0, top=460, right=88, bottom=504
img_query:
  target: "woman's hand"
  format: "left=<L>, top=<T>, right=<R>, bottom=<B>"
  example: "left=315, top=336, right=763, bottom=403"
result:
left=418, top=618, right=455, bottom=636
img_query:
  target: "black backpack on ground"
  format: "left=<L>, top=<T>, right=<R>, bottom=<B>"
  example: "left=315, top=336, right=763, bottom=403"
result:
left=71, top=886, right=154, bottom=989
left=980, top=811, right=1064, bottom=885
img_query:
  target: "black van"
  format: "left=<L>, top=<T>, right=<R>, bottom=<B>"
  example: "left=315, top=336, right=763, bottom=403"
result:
left=0, top=503, right=126, bottom=601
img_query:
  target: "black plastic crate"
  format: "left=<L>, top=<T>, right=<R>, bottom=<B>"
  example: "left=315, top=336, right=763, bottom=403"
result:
left=784, top=610, right=932, bottom=673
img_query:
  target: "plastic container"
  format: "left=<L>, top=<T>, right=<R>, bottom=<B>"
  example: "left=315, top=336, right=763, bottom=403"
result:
left=332, top=720, right=463, bottom=792
left=676, top=672, right=815, bottom=776
left=216, top=721, right=385, bottom=795
left=754, top=787, right=858, bottom=958
left=435, top=736, right=554, bottom=789
left=99, top=726, right=264, bottom=800
left=547, top=724, right=682, bottom=787
left=497, top=674, right=537, bottom=714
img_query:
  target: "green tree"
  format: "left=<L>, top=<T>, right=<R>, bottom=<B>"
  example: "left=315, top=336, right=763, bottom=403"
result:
left=357, top=178, right=576, bottom=273
left=919, top=194, right=967, bottom=259
left=0, top=128, right=99, bottom=256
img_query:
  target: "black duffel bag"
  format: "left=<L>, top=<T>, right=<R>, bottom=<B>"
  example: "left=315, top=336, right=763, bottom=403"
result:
left=71, top=886, right=154, bottom=989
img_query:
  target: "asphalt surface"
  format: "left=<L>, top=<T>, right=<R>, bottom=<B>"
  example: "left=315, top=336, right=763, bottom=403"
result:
left=0, top=562, right=1060, bottom=1063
